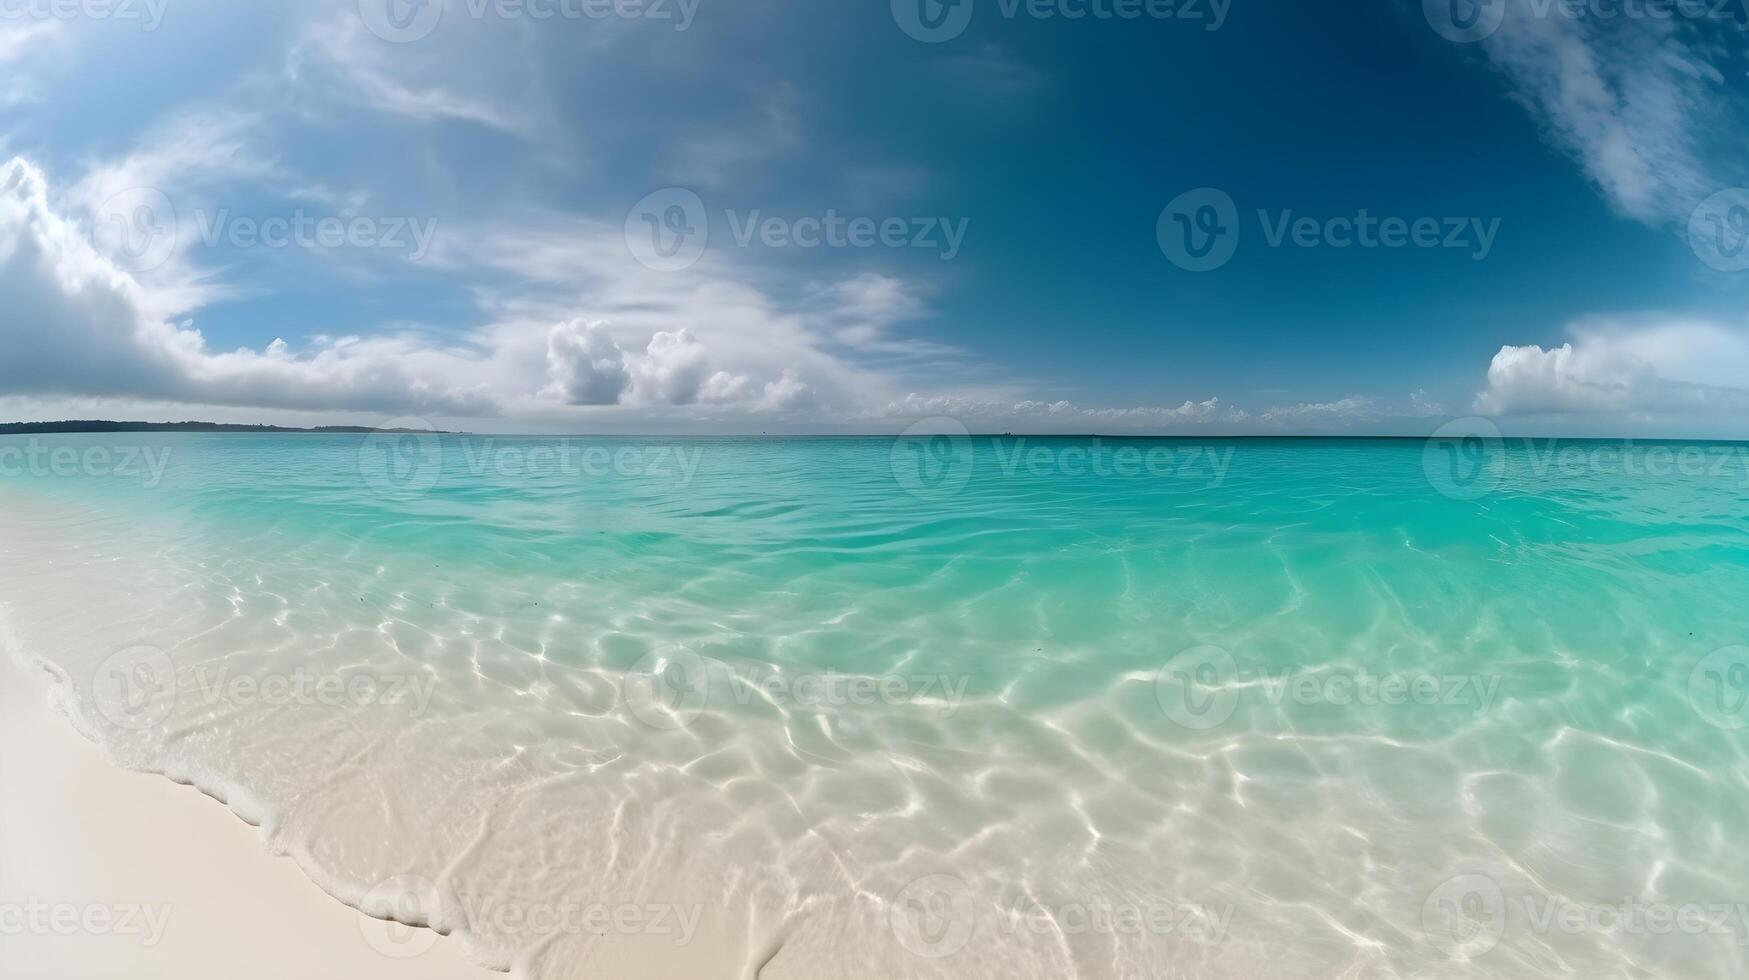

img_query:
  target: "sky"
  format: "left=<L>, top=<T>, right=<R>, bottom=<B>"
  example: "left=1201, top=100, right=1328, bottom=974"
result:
left=3, top=0, right=1749, bottom=435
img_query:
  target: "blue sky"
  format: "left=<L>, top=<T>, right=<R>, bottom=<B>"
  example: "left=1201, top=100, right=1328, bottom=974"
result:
left=3, top=0, right=1749, bottom=434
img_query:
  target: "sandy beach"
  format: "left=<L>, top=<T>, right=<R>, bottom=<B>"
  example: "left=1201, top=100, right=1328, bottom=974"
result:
left=0, top=659, right=494, bottom=980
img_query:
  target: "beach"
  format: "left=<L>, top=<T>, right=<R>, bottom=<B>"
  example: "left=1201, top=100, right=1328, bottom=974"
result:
left=0, top=656, right=496, bottom=979
left=4, top=434, right=1749, bottom=978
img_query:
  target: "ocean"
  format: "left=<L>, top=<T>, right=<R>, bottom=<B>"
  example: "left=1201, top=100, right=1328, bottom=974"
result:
left=3, top=432, right=1747, bottom=977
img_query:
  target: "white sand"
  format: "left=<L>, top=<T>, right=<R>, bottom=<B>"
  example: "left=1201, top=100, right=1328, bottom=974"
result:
left=0, top=659, right=496, bottom=980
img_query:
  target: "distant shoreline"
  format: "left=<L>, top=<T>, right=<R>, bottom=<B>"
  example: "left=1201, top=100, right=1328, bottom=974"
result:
left=2, top=422, right=1745, bottom=444
left=0, top=421, right=458, bottom=435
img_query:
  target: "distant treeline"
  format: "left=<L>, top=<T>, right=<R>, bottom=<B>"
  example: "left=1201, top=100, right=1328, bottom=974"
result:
left=0, top=421, right=454, bottom=435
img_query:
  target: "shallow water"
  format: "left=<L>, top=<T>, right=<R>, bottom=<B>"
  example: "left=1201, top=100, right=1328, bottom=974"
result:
left=3, top=432, right=1749, bottom=977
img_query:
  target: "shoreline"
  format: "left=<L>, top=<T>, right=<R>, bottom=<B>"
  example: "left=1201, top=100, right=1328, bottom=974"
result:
left=0, top=656, right=497, bottom=980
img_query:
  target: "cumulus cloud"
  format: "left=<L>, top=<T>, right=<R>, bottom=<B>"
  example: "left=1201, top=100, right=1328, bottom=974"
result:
left=873, top=394, right=1245, bottom=431
left=544, top=320, right=820, bottom=412
left=633, top=328, right=715, bottom=405
left=544, top=320, right=631, bottom=405
left=1475, top=317, right=1749, bottom=416
left=1259, top=396, right=1379, bottom=424
left=0, top=157, right=494, bottom=415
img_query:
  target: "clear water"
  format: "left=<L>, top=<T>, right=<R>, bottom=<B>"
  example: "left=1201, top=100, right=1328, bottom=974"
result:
left=3, top=433, right=1748, bottom=977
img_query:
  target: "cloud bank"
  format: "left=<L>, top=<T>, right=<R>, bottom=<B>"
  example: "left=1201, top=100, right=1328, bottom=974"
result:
left=0, top=158, right=497, bottom=415
left=1476, top=317, right=1749, bottom=417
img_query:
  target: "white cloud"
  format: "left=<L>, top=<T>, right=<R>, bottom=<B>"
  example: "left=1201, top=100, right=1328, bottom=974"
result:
left=939, top=44, right=1049, bottom=97
left=0, top=157, right=494, bottom=415
left=666, top=86, right=802, bottom=189
left=1, top=154, right=921, bottom=427
left=1478, top=2, right=1738, bottom=225
left=631, top=328, right=716, bottom=405
left=544, top=319, right=631, bottom=406
left=1409, top=388, right=1446, bottom=416
left=543, top=320, right=820, bottom=412
left=425, top=215, right=918, bottom=416
left=0, top=20, right=65, bottom=107
left=1475, top=316, right=1749, bottom=416
left=70, top=107, right=275, bottom=214
left=286, top=8, right=547, bottom=135
left=1260, top=396, right=1378, bottom=424
left=873, top=394, right=1246, bottom=431
left=0, top=155, right=1508, bottom=435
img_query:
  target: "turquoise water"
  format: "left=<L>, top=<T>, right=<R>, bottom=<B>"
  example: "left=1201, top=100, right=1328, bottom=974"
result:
left=3, top=433, right=1749, bottom=977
